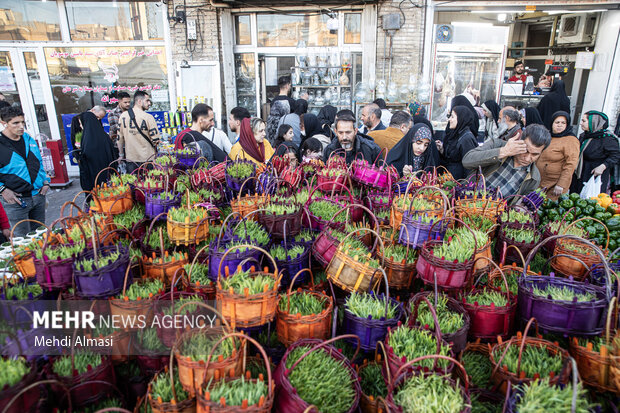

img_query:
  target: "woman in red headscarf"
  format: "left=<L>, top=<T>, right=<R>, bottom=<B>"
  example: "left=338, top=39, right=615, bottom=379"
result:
left=228, top=117, right=274, bottom=164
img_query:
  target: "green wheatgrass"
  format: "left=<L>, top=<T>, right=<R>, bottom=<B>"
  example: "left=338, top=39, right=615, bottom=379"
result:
left=285, top=345, right=356, bottom=413
left=76, top=251, right=121, bottom=272
left=205, top=376, right=269, bottom=406
left=112, top=204, right=145, bottom=228
left=82, top=397, right=124, bottom=413
left=308, top=200, right=346, bottom=222
left=118, top=279, right=163, bottom=300
left=465, top=289, right=508, bottom=307
left=492, top=344, right=563, bottom=378
left=150, top=370, right=189, bottom=403
left=515, top=378, right=594, bottom=413
left=532, top=285, right=596, bottom=302
left=168, top=206, right=208, bottom=222
left=220, top=270, right=275, bottom=295
left=184, top=263, right=211, bottom=285
left=503, top=228, right=539, bottom=244
left=414, top=295, right=464, bottom=334
left=462, top=351, right=493, bottom=388
left=233, top=220, right=269, bottom=247
left=345, top=292, right=398, bottom=320
left=0, top=358, right=29, bottom=388
left=501, top=210, right=534, bottom=224
left=53, top=352, right=102, bottom=377
left=388, top=325, right=451, bottom=370
left=393, top=374, right=465, bottom=413
left=384, top=243, right=417, bottom=264
left=33, top=242, right=83, bottom=261
left=359, top=363, right=387, bottom=398
left=264, top=203, right=298, bottom=215
left=469, top=393, right=502, bottom=413
left=138, top=328, right=168, bottom=352
left=294, top=230, right=315, bottom=243
left=226, top=162, right=254, bottom=179
left=577, top=336, right=609, bottom=353
left=434, top=227, right=488, bottom=263
left=340, top=238, right=380, bottom=267
left=3, top=283, right=42, bottom=300
left=179, top=332, right=235, bottom=362
left=279, top=291, right=326, bottom=316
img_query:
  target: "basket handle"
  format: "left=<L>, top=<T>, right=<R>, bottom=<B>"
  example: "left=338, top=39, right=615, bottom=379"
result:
left=286, top=334, right=361, bottom=375
left=217, top=244, right=280, bottom=285
left=392, top=355, right=469, bottom=392
left=94, top=165, right=122, bottom=188
left=605, top=296, right=618, bottom=349
left=235, top=174, right=263, bottom=201
left=472, top=256, right=512, bottom=302
left=408, top=295, right=444, bottom=357
left=306, top=180, right=354, bottom=207
left=563, top=216, right=610, bottom=251
left=500, top=244, right=527, bottom=269
left=302, top=406, right=318, bottom=413
left=1, top=379, right=72, bottom=413
left=524, top=234, right=613, bottom=301
left=286, top=268, right=313, bottom=298
left=333, top=227, right=385, bottom=269
left=375, top=340, right=392, bottom=387
left=9, top=219, right=46, bottom=250
left=216, top=211, right=243, bottom=250
left=200, top=332, right=272, bottom=400
left=501, top=194, right=538, bottom=218
left=409, top=185, right=450, bottom=216
left=516, top=317, right=540, bottom=375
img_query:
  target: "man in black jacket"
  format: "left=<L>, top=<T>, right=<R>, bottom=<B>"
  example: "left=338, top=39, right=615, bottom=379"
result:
left=323, top=113, right=381, bottom=165
left=0, top=106, right=50, bottom=237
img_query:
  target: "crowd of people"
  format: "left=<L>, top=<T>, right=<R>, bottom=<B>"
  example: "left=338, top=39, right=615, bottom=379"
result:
left=0, top=74, right=619, bottom=239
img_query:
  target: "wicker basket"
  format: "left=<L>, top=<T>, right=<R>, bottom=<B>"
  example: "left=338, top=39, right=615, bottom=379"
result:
left=376, top=241, right=417, bottom=290
left=489, top=318, right=572, bottom=394
left=384, top=355, right=471, bottom=413
left=196, top=333, right=275, bottom=413
left=416, top=218, right=479, bottom=291
left=276, top=269, right=333, bottom=346
left=109, top=266, right=163, bottom=331
left=551, top=222, right=608, bottom=280
left=456, top=339, right=494, bottom=391
left=174, top=302, right=245, bottom=396
left=230, top=178, right=266, bottom=221
left=569, top=297, right=619, bottom=392
left=166, top=201, right=210, bottom=246
left=326, top=228, right=385, bottom=293
left=408, top=292, right=470, bottom=355
left=147, top=357, right=196, bottom=413
left=273, top=336, right=362, bottom=413
left=91, top=167, right=134, bottom=215
left=461, top=257, right=517, bottom=341
left=216, top=245, right=281, bottom=329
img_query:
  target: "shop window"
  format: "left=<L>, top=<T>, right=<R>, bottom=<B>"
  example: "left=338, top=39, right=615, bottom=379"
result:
left=235, top=15, right=252, bottom=45
left=235, top=53, right=257, bottom=116
left=65, top=1, right=164, bottom=41
left=0, top=0, right=61, bottom=41
left=344, top=13, right=361, bottom=44
left=44, top=46, right=169, bottom=143
left=0, top=52, right=21, bottom=107
left=257, top=14, right=337, bottom=47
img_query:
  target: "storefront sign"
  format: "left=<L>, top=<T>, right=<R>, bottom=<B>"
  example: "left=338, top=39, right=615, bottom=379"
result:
left=151, top=89, right=169, bottom=102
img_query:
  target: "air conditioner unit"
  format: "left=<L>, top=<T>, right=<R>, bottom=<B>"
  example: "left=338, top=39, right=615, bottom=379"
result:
left=557, top=13, right=598, bottom=44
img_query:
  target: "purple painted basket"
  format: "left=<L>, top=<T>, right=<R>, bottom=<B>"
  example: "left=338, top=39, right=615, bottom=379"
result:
left=341, top=293, right=404, bottom=352
left=517, top=274, right=608, bottom=336
left=34, top=254, right=74, bottom=290
left=0, top=281, right=48, bottom=326
left=74, top=244, right=131, bottom=298
left=145, top=192, right=181, bottom=220
left=398, top=214, right=448, bottom=249
left=175, top=148, right=200, bottom=169
left=209, top=238, right=262, bottom=281
left=274, top=337, right=362, bottom=413
left=269, top=243, right=311, bottom=288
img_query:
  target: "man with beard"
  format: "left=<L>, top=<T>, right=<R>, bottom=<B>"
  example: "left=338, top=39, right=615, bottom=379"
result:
left=508, top=60, right=527, bottom=83
left=359, top=103, right=386, bottom=134
left=174, top=104, right=226, bottom=163
left=323, top=113, right=381, bottom=165
left=497, top=107, right=522, bottom=141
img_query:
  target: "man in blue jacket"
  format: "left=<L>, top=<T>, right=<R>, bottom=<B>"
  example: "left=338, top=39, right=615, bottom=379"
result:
left=0, top=107, right=50, bottom=237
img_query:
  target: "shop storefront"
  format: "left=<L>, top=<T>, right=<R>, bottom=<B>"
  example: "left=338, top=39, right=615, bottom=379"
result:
left=423, top=1, right=620, bottom=132
left=225, top=7, right=371, bottom=118
left=0, top=0, right=173, bottom=174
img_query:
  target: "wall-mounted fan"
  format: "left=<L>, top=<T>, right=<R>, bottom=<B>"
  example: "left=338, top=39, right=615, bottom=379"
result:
left=435, top=24, right=453, bottom=43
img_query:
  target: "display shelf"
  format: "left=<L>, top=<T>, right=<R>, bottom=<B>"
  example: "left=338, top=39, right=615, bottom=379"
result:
left=293, top=85, right=351, bottom=88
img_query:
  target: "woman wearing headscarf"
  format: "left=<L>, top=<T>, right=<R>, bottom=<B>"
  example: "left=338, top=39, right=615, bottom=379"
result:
left=273, top=141, right=299, bottom=168
left=482, top=100, right=500, bottom=140
left=536, top=111, right=580, bottom=200
left=438, top=106, right=478, bottom=180
left=317, top=105, right=337, bottom=140
left=537, top=79, right=571, bottom=129
left=522, top=107, right=544, bottom=127
left=266, top=100, right=289, bottom=145
left=301, top=113, right=331, bottom=150
left=229, top=117, right=275, bottom=165
left=570, top=111, right=620, bottom=194
left=450, top=95, right=479, bottom=138
left=77, top=111, right=116, bottom=192
left=386, top=124, right=439, bottom=177
left=278, top=98, right=307, bottom=146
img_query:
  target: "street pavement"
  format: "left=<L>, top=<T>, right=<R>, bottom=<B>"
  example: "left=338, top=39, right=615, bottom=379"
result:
left=45, top=179, right=84, bottom=226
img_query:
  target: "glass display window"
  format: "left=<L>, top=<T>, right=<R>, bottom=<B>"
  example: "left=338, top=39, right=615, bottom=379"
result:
left=0, top=0, right=61, bottom=41
left=257, top=14, right=337, bottom=47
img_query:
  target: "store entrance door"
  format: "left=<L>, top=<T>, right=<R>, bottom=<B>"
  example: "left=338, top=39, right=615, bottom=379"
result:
left=258, top=55, right=295, bottom=118
left=0, top=48, right=57, bottom=141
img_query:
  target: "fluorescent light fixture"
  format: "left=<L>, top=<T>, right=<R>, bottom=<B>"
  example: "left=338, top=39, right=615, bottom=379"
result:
left=452, top=21, right=494, bottom=27
left=545, top=9, right=606, bottom=15
left=471, top=10, right=518, bottom=14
